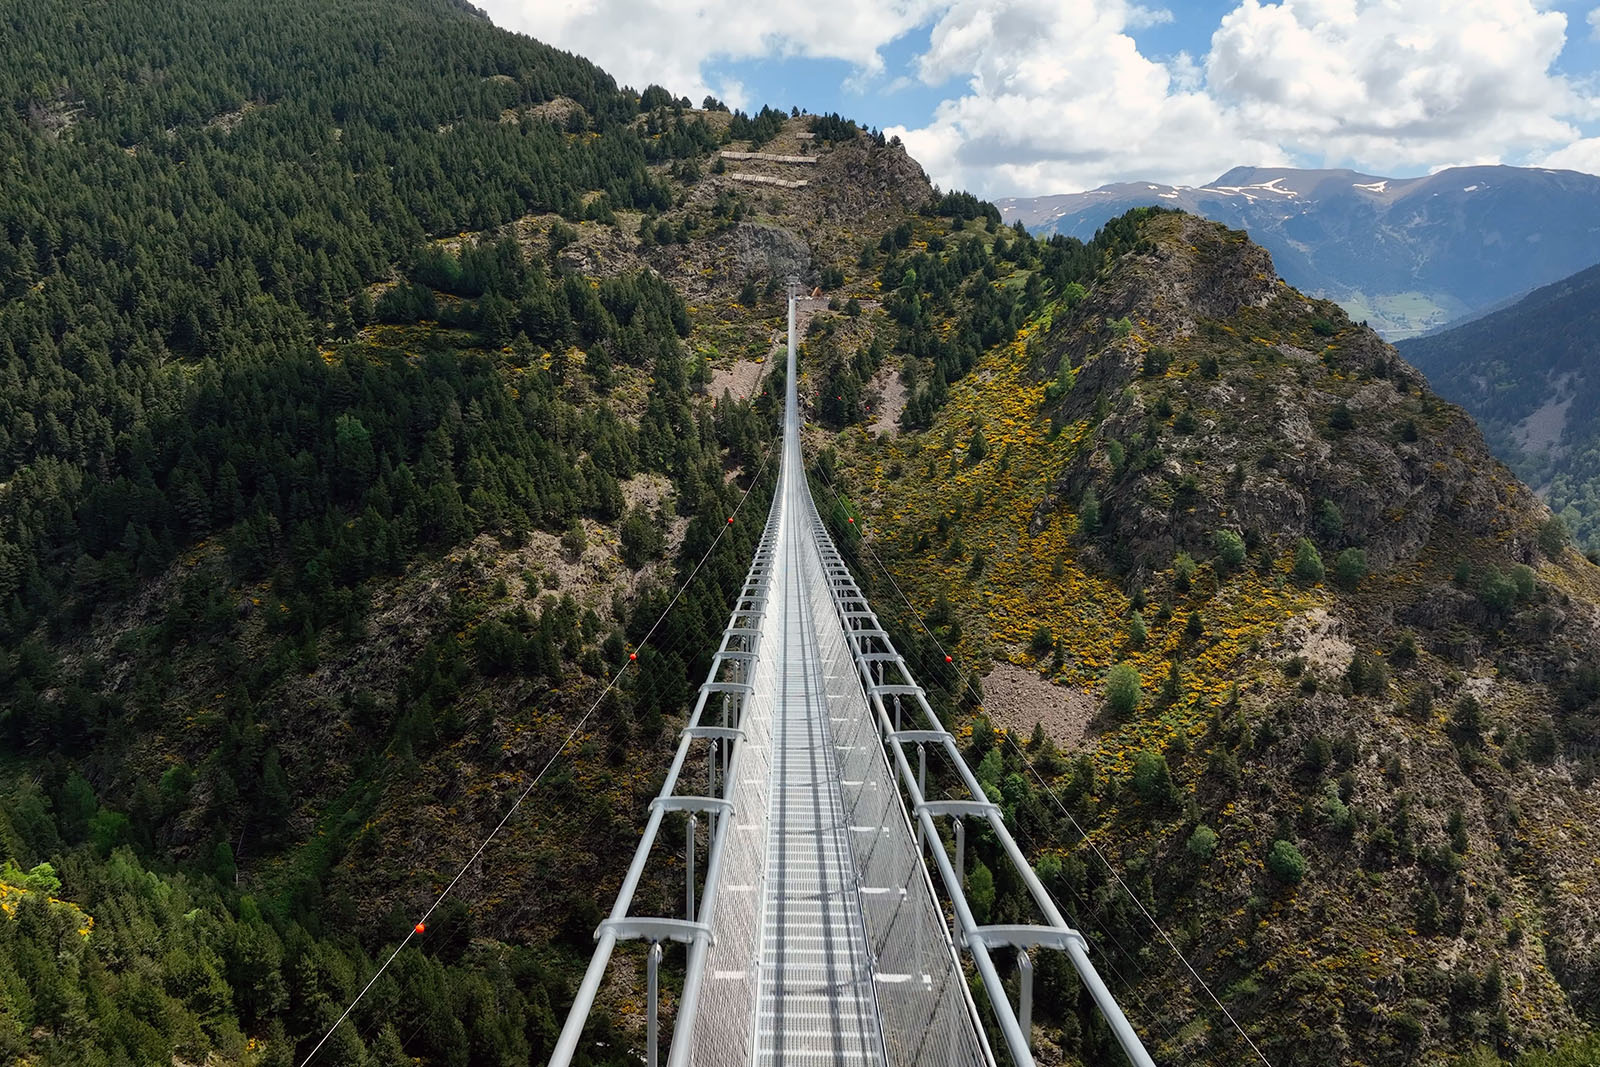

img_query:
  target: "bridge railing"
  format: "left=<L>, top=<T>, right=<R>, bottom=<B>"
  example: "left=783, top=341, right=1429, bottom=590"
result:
left=804, top=496, right=1157, bottom=1067
left=799, top=526, right=993, bottom=1066
left=549, top=504, right=783, bottom=1067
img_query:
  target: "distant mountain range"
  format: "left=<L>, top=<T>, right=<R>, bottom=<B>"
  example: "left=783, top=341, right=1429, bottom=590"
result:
left=998, top=165, right=1600, bottom=339
left=1398, top=261, right=1600, bottom=553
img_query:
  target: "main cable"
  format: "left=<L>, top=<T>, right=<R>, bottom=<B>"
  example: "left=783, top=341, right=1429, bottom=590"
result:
left=298, top=434, right=778, bottom=1067
left=812, top=465, right=1276, bottom=1067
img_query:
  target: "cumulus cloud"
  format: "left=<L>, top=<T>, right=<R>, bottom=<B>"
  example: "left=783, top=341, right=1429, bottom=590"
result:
left=889, top=0, right=1285, bottom=195
left=478, top=0, right=941, bottom=107
left=1539, top=136, right=1600, bottom=173
left=891, top=0, right=1600, bottom=195
left=1590, top=6, right=1600, bottom=39
left=1205, top=0, right=1586, bottom=170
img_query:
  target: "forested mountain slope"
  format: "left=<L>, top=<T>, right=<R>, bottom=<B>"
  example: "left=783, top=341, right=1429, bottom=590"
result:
left=1398, top=263, right=1600, bottom=556
left=0, top=1, right=859, bottom=1063
left=3, top=2, right=1600, bottom=1067
left=824, top=211, right=1600, bottom=1067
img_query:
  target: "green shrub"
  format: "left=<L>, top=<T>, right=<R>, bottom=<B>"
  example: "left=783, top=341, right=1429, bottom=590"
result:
left=1333, top=547, right=1368, bottom=589
left=1028, top=625, right=1055, bottom=657
left=1126, top=611, right=1148, bottom=649
left=1266, top=839, right=1307, bottom=884
left=1104, top=663, right=1142, bottom=719
left=1539, top=515, right=1571, bottom=558
left=619, top=505, right=665, bottom=568
left=1187, top=825, right=1219, bottom=860
left=1131, top=751, right=1177, bottom=808
left=1478, top=565, right=1519, bottom=614
left=0, top=860, right=61, bottom=894
left=1214, top=529, right=1246, bottom=571
left=1314, top=498, right=1343, bottom=542
left=968, top=860, right=995, bottom=922
left=1078, top=487, right=1100, bottom=536
left=1509, top=563, right=1536, bottom=599
left=1293, top=538, right=1325, bottom=583
left=1346, top=650, right=1388, bottom=696
left=1328, top=401, right=1355, bottom=433
left=1173, top=552, right=1197, bottom=592
left=1391, top=632, right=1419, bottom=668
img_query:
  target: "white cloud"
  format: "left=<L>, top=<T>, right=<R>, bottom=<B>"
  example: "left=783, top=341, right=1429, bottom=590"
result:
left=478, top=0, right=942, bottom=107
left=1590, top=6, right=1600, bottom=39
left=891, top=0, right=1598, bottom=196
left=1538, top=135, right=1600, bottom=174
left=889, top=0, right=1286, bottom=196
left=1205, top=0, right=1587, bottom=171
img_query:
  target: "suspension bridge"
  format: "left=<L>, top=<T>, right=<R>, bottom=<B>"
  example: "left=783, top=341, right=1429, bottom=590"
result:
left=547, top=294, right=1156, bottom=1067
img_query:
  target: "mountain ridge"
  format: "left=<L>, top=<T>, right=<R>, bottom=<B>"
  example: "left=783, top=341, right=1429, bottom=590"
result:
left=997, top=164, right=1600, bottom=340
left=1399, top=260, right=1600, bottom=554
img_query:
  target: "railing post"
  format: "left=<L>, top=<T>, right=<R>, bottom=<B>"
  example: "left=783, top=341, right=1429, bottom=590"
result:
left=686, top=814, right=697, bottom=919
left=647, top=941, right=663, bottom=1067
left=1018, top=950, right=1033, bottom=1050
left=954, top=818, right=965, bottom=888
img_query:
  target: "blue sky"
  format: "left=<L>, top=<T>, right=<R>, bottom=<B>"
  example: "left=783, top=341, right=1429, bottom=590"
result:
left=480, top=0, right=1600, bottom=197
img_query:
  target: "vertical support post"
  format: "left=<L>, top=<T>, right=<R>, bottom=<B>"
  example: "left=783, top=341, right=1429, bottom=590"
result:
left=894, top=694, right=902, bottom=732
left=916, top=743, right=928, bottom=852
left=647, top=941, right=663, bottom=1067
left=686, top=814, right=697, bottom=920
left=954, top=818, right=965, bottom=887
left=1018, top=950, right=1034, bottom=1050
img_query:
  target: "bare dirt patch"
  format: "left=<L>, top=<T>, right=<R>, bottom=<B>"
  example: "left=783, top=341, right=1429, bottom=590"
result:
left=983, top=662, right=1096, bottom=751
left=621, top=473, right=690, bottom=555
left=1280, top=607, right=1355, bottom=677
left=707, top=358, right=769, bottom=401
left=1513, top=392, right=1573, bottom=456
left=867, top=365, right=907, bottom=436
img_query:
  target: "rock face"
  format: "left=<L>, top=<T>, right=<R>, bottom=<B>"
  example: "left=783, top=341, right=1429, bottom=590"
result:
left=847, top=207, right=1600, bottom=1066
left=721, top=221, right=810, bottom=281
left=1038, top=213, right=1548, bottom=578
left=812, top=135, right=933, bottom=222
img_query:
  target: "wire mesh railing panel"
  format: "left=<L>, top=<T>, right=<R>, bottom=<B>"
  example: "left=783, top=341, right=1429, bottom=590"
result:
left=689, top=645, right=776, bottom=1067
left=797, top=532, right=990, bottom=1067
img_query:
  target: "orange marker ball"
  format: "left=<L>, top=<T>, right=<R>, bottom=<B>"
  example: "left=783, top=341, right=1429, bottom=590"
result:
left=629, top=652, right=638, bottom=661
left=945, top=655, right=953, bottom=663
left=414, top=922, right=426, bottom=934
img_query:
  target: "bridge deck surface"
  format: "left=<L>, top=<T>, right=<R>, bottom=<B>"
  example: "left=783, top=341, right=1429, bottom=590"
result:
left=753, top=471, right=884, bottom=1066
